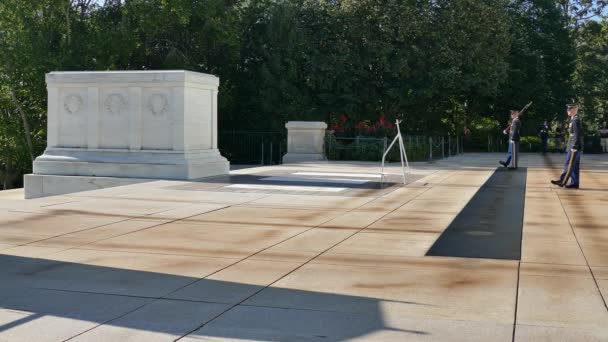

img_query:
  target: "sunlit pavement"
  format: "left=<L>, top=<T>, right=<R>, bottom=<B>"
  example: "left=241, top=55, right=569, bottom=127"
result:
left=0, top=152, right=607, bottom=341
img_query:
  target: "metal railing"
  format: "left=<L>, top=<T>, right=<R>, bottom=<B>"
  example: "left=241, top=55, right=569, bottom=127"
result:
left=483, top=134, right=604, bottom=153
left=219, top=131, right=286, bottom=165
left=325, top=133, right=464, bottom=162
left=218, top=130, right=469, bottom=165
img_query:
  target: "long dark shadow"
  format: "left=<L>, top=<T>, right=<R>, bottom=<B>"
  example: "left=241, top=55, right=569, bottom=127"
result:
left=0, top=254, right=428, bottom=341
left=426, top=167, right=527, bottom=260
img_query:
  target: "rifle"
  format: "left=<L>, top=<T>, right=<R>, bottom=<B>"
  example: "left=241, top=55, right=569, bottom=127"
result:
left=503, top=101, right=533, bottom=135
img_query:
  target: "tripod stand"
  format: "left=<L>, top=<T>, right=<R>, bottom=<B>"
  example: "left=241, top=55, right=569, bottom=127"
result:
left=380, top=120, right=409, bottom=185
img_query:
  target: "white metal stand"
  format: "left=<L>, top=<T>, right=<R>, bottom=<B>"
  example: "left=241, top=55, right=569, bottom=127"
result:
left=381, top=120, right=409, bottom=184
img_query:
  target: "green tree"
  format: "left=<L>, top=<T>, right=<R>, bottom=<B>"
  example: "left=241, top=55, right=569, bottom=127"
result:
left=574, top=20, right=608, bottom=127
left=495, top=0, right=576, bottom=135
left=0, top=0, right=71, bottom=188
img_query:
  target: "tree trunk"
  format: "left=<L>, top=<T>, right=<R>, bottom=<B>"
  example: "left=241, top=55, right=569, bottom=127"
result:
left=8, top=87, right=35, bottom=162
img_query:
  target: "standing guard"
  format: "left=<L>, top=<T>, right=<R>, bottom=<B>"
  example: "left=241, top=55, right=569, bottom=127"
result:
left=551, top=104, right=583, bottom=189
left=600, top=121, right=608, bottom=153
left=539, top=119, right=550, bottom=154
left=500, top=110, right=521, bottom=169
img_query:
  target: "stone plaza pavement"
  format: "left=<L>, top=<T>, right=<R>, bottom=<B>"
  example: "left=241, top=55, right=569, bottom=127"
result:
left=0, top=153, right=607, bottom=341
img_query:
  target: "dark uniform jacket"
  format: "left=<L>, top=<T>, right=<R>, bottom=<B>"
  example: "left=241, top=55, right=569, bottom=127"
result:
left=539, top=124, right=549, bottom=140
left=567, top=115, right=582, bottom=150
left=510, top=118, right=521, bottom=142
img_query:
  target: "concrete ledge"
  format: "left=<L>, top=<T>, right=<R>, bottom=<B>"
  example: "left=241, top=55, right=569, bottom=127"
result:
left=285, top=121, right=328, bottom=130
left=32, top=148, right=229, bottom=180
left=33, top=159, right=229, bottom=180
left=23, top=174, right=152, bottom=199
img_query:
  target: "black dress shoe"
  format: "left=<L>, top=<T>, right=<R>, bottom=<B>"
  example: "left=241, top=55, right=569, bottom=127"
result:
left=499, top=161, right=508, bottom=167
left=564, top=184, right=579, bottom=189
left=550, top=180, right=563, bottom=187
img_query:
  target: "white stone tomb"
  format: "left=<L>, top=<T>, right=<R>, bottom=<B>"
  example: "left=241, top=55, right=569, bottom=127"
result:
left=24, top=70, right=229, bottom=198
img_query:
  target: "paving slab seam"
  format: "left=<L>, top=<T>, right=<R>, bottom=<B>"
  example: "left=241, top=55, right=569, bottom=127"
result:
left=24, top=286, right=236, bottom=305
left=285, top=262, right=519, bottom=277
left=111, top=196, right=223, bottom=204
left=3, top=159, right=580, bottom=340
left=51, top=246, right=244, bottom=260
left=5, top=216, right=143, bottom=254
left=515, top=322, right=607, bottom=330
left=307, top=256, right=517, bottom=273
left=511, top=172, right=530, bottom=341
left=24, top=287, right=166, bottom=301
left=173, top=184, right=436, bottom=341
left=555, top=192, right=608, bottom=311
left=165, top=189, right=399, bottom=295
left=63, top=193, right=228, bottom=204
left=512, top=261, right=522, bottom=342
left=37, top=200, right=83, bottom=208
left=61, top=190, right=333, bottom=340
left=519, top=261, right=595, bottom=269
left=11, top=200, right=204, bottom=246
left=231, top=204, right=364, bottom=212
left=236, top=303, right=385, bottom=315
left=15, top=200, right=247, bottom=259
left=58, top=193, right=278, bottom=342
left=60, top=298, right=157, bottom=342
left=237, top=302, right=518, bottom=326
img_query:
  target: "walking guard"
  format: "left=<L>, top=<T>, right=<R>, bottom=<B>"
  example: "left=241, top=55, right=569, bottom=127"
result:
left=499, top=110, right=521, bottom=169
left=551, top=104, right=583, bottom=189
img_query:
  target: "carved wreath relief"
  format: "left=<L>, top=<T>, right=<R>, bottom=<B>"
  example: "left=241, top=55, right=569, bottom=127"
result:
left=147, top=94, right=168, bottom=116
left=105, top=93, right=127, bottom=115
left=64, top=94, right=83, bottom=114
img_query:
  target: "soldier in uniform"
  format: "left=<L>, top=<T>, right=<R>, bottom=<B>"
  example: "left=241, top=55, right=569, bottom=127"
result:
left=551, top=104, right=583, bottom=189
left=600, top=121, right=608, bottom=153
left=539, top=119, right=550, bottom=154
left=499, top=110, right=521, bottom=169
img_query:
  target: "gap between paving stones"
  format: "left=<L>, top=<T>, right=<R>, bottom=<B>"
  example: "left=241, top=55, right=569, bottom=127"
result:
left=556, top=193, right=608, bottom=311
left=5, top=203, right=231, bottom=260
left=3, top=165, right=511, bottom=340
left=541, top=152, right=608, bottom=310
left=511, top=157, right=608, bottom=341
left=511, top=178, right=527, bottom=342
left=2, top=194, right=268, bottom=277
left=59, top=182, right=408, bottom=340
left=4, top=155, right=605, bottom=341
left=8, top=189, right=277, bottom=252
left=59, top=193, right=278, bottom=341
left=172, top=183, right=437, bottom=341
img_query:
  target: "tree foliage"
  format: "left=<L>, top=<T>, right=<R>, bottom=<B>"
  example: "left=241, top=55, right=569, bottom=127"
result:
left=0, top=0, right=605, bottom=188
left=574, top=20, right=608, bottom=128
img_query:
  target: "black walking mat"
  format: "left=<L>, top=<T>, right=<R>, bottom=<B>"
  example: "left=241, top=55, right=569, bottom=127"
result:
left=426, top=167, right=527, bottom=260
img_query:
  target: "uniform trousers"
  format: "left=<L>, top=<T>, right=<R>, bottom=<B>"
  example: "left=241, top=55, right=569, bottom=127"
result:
left=505, top=140, right=519, bottom=167
left=559, top=150, right=581, bottom=186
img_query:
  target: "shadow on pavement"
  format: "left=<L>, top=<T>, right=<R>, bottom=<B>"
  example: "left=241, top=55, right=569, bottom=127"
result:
left=426, top=167, right=527, bottom=260
left=0, top=254, right=428, bottom=341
